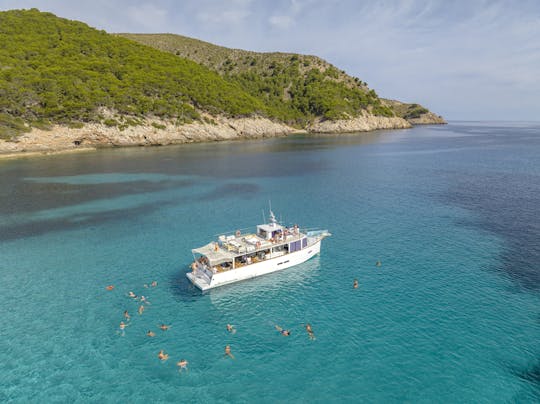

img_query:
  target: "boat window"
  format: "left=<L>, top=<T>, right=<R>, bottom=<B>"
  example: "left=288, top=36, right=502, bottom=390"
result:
left=289, top=240, right=301, bottom=252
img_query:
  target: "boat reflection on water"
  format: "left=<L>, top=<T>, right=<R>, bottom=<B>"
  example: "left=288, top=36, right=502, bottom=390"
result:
left=208, top=255, right=321, bottom=308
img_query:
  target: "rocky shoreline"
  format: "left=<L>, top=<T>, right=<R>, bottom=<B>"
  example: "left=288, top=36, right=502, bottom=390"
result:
left=0, top=113, right=444, bottom=159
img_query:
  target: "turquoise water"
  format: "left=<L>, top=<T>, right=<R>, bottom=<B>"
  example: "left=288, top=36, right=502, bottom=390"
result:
left=0, top=122, right=539, bottom=402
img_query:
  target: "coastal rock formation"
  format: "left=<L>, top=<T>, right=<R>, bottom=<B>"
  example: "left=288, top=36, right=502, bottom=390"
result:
left=383, top=99, right=447, bottom=125
left=0, top=117, right=299, bottom=157
left=0, top=113, right=416, bottom=158
left=307, top=113, right=411, bottom=133
left=405, top=111, right=447, bottom=125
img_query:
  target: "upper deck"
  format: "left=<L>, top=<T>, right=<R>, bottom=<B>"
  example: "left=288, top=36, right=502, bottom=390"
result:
left=192, top=228, right=306, bottom=266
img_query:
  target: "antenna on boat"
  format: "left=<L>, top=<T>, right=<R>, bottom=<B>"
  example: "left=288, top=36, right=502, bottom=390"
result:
left=262, top=209, right=266, bottom=224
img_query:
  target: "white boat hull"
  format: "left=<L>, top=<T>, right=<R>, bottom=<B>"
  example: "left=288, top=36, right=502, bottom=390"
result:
left=187, top=239, right=322, bottom=291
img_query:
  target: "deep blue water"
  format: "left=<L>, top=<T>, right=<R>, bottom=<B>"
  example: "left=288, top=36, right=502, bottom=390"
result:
left=0, top=122, right=539, bottom=402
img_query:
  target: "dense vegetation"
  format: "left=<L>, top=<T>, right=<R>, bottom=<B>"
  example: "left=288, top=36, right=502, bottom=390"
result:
left=0, top=9, right=436, bottom=140
left=120, top=33, right=395, bottom=123
left=0, top=9, right=265, bottom=138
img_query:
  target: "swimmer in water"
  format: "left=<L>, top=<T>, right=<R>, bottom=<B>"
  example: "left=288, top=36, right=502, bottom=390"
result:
left=304, top=323, right=316, bottom=340
left=159, top=324, right=170, bottom=331
left=105, top=285, right=114, bottom=291
left=158, top=350, right=169, bottom=361
left=118, top=321, right=128, bottom=336
left=226, top=324, right=236, bottom=334
left=375, top=260, right=381, bottom=267
left=177, top=359, right=189, bottom=372
left=147, top=330, right=155, bottom=337
left=353, top=279, right=359, bottom=289
left=151, top=281, right=158, bottom=287
left=275, top=325, right=291, bottom=336
left=138, top=305, right=145, bottom=315
left=141, top=296, right=150, bottom=305
left=128, top=291, right=137, bottom=299
left=123, top=310, right=130, bottom=321
left=224, top=345, right=234, bottom=359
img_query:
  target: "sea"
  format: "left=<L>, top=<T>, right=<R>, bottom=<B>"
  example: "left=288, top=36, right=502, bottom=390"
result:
left=0, top=122, right=538, bottom=403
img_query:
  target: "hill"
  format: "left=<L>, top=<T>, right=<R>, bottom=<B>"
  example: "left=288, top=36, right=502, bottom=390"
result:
left=0, top=9, right=443, bottom=155
left=118, top=33, right=394, bottom=123
left=118, top=33, right=445, bottom=125
left=0, top=9, right=266, bottom=139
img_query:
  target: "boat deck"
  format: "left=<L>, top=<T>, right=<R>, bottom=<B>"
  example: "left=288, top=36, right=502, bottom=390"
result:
left=193, top=231, right=305, bottom=260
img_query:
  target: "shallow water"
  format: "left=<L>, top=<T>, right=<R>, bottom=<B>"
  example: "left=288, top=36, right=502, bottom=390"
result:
left=1, top=122, right=539, bottom=402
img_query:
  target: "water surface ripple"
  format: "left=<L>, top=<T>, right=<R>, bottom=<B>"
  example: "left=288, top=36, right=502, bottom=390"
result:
left=0, top=122, right=538, bottom=402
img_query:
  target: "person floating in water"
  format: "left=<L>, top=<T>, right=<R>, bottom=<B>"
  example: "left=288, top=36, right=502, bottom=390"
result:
left=141, top=296, right=150, bottom=305
left=224, top=345, right=235, bottom=359
left=128, top=291, right=137, bottom=299
left=275, top=325, right=291, bottom=336
left=353, top=279, right=359, bottom=289
left=375, top=260, right=382, bottom=267
left=147, top=330, right=155, bottom=337
left=151, top=281, right=158, bottom=287
left=177, top=359, right=189, bottom=372
left=158, top=350, right=169, bottom=361
left=226, top=324, right=236, bottom=334
left=105, top=285, right=114, bottom=291
left=159, top=324, right=170, bottom=331
left=304, top=323, right=316, bottom=340
left=118, top=321, right=128, bottom=336
left=123, top=310, right=130, bottom=321
left=138, top=305, right=145, bottom=315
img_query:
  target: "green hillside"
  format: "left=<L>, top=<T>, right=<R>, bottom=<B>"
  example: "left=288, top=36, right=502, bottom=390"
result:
left=119, top=33, right=394, bottom=123
left=0, top=9, right=438, bottom=141
left=0, top=9, right=265, bottom=139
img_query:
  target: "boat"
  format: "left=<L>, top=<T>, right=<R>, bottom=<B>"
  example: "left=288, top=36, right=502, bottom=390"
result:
left=186, top=210, right=330, bottom=291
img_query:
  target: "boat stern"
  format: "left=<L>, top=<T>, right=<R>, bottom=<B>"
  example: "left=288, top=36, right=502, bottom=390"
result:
left=186, top=271, right=213, bottom=291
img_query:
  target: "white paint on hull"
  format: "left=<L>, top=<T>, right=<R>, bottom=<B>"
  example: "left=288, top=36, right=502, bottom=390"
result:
left=187, top=239, right=322, bottom=291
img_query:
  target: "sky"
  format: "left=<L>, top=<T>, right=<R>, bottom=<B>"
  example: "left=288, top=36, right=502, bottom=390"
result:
left=1, top=0, right=539, bottom=121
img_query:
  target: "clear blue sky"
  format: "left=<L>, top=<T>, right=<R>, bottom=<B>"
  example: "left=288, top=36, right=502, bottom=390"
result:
left=1, top=0, right=539, bottom=120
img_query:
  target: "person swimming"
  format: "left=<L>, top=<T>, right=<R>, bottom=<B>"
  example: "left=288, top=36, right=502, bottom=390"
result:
left=159, top=324, right=170, bottom=331
left=124, top=310, right=130, bottom=321
left=158, top=350, right=169, bottom=361
left=105, top=285, right=114, bottom=291
left=226, top=324, right=236, bottom=334
left=151, top=281, right=158, bottom=287
left=141, top=296, right=150, bottom=305
left=375, top=260, right=382, bottom=267
left=147, top=330, right=155, bottom=337
left=177, top=359, right=189, bottom=372
left=118, top=321, right=128, bottom=336
left=304, top=323, right=316, bottom=340
left=128, top=291, right=137, bottom=299
left=275, top=325, right=291, bottom=336
left=224, top=345, right=235, bottom=359
left=138, top=305, right=145, bottom=315
left=353, top=279, right=359, bottom=289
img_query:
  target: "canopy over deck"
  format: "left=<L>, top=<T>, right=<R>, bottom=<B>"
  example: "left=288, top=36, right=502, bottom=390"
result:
left=192, top=243, right=235, bottom=266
